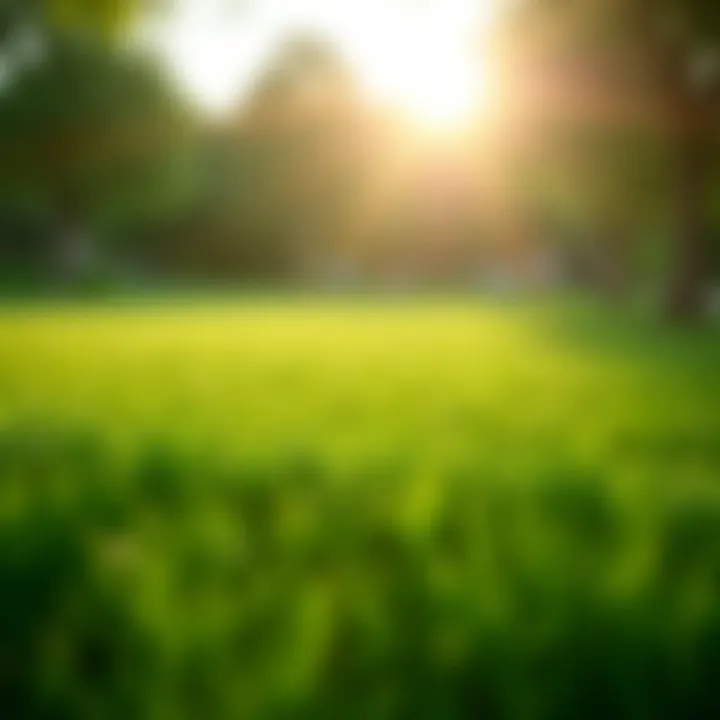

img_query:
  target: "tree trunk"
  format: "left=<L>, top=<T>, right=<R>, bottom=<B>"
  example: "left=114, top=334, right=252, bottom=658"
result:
left=665, top=112, right=710, bottom=322
left=627, top=10, right=714, bottom=323
left=600, top=220, right=633, bottom=300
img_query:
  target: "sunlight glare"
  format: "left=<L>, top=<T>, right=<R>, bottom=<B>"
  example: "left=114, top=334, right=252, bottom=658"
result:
left=156, top=0, right=500, bottom=125
left=341, top=0, right=496, bottom=130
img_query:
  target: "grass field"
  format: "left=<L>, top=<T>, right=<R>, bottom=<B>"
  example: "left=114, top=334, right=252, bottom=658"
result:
left=1, top=298, right=720, bottom=719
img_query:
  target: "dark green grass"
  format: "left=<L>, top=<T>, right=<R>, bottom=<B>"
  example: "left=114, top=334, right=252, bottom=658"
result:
left=1, top=299, right=719, bottom=719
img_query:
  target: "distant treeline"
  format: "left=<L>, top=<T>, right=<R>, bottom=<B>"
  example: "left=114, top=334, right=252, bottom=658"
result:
left=1, top=6, right=720, bottom=318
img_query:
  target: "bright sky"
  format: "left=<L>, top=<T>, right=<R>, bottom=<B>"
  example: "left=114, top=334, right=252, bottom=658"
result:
left=152, top=0, right=501, bottom=127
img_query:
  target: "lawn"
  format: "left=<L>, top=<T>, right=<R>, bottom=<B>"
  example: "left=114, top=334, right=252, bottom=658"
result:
left=1, top=298, right=719, bottom=719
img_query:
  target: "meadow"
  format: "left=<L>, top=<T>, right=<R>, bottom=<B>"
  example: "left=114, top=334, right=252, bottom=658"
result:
left=1, top=297, right=719, bottom=719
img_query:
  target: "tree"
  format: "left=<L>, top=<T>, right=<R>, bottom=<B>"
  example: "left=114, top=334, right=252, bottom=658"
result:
left=501, top=0, right=720, bottom=318
left=0, top=30, right=195, bottom=280
left=1, top=0, right=157, bottom=43
left=222, top=31, right=367, bottom=278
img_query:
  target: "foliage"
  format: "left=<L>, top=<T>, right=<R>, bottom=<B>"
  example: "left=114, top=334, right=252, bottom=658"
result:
left=1, top=0, right=160, bottom=44
left=505, top=0, right=720, bottom=315
left=0, top=1, right=718, bottom=309
left=0, top=28, right=197, bottom=278
left=153, top=31, right=371, bottom=279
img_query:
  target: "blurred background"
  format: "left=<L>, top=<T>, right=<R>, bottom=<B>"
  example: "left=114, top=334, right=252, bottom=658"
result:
left=1, top=2, right=720, bottom=719
left=0, top=0, right=717, bottom=314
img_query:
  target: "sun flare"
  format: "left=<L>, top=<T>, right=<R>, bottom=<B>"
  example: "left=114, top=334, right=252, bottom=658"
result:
left=157, top=0, right=499, bottom=127
left=353, top=34, right=488, bottom=130
left=339, top=1, right=496, bottom=130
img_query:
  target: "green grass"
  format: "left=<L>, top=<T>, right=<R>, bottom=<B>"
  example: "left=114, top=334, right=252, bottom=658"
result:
left=1, top=298, right=719, bottom=719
